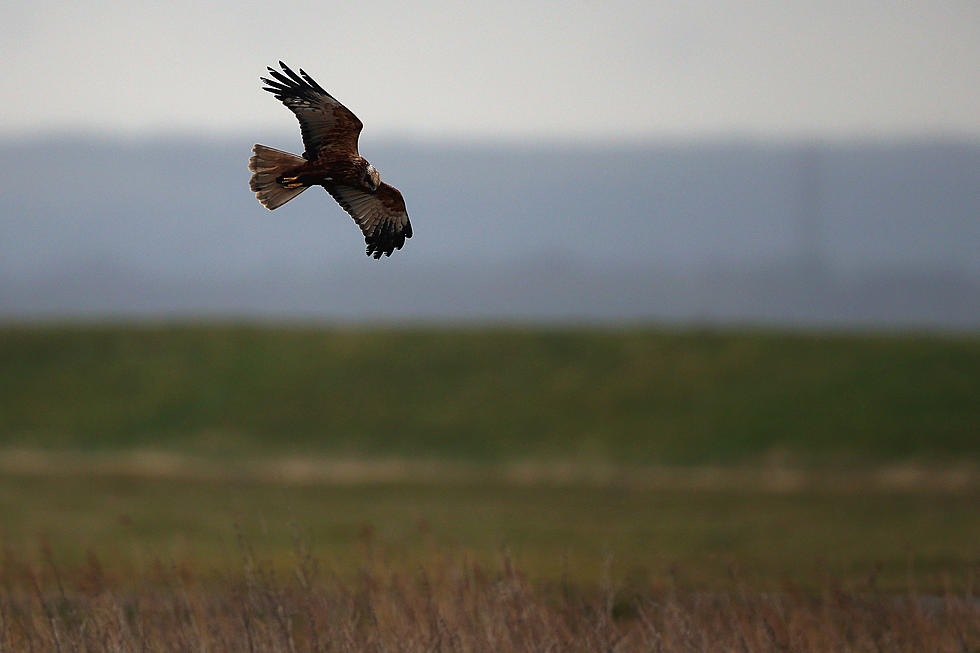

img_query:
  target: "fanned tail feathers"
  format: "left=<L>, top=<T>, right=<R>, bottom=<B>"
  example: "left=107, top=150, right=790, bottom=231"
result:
left=249, top=144, right=308, bottom=210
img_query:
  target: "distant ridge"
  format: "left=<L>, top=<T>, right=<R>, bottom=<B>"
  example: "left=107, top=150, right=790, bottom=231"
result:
left=1, top=135, right=977, bottom=328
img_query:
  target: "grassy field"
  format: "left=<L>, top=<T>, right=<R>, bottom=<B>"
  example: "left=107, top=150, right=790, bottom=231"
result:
left=1, top=324, right=977, bottom=649
left=1, top=324, right=977, bottom=463
left=0, top=471, right=977, bottom=592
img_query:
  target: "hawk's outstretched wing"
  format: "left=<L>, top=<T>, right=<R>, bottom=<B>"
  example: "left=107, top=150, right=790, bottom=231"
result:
left=324, top=183, right=413, bottom=258
left=261, top=61, right=362, bottom=160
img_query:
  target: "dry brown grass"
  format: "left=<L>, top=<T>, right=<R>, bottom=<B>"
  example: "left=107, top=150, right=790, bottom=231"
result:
left=1, top=543, right=977, bottom=653
left=3, top=449, right=978, bottom=493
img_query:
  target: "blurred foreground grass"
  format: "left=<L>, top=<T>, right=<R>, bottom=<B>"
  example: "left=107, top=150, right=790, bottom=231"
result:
left=5, top=534, right=978, bottom=652
left=1, top=324, right=977, bottom=463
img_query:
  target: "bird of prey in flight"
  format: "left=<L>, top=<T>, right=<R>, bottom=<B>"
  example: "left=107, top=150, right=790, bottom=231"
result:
left=249, top=62, right=412, bottom=259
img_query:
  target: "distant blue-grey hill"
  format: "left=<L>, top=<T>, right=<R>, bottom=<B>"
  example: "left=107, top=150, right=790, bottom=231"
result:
left=1, top=134, right=977, bottom=328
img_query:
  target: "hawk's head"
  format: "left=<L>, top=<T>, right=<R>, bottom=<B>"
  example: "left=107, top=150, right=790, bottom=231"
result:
left=362, top=164, right=381, bottom=192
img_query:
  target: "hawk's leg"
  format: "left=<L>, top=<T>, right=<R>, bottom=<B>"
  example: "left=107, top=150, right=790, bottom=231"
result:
left=278, top=175, right=305, bottom=189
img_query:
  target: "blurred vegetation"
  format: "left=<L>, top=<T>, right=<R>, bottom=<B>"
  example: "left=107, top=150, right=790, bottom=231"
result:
left=1, top=324, right=978, bottom=592
left=1, top=324, right=976, bottom=463
left=2, top=473, right=978, bottom=592
left=6, top=531, right=978, bottom=652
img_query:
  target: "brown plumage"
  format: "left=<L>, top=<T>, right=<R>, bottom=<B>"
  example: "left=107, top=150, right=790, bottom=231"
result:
left=249, top=62, right=412, bottom=259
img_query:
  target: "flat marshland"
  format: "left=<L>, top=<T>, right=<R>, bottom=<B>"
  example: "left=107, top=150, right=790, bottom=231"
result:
left=0, top=325, right=978, bottom=650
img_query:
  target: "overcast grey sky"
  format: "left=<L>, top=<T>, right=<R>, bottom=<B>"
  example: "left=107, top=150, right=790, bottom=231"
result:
left=3, top=0, right=979, bottom=140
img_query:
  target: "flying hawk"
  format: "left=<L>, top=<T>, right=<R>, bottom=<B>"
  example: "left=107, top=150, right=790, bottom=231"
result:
left=249, top=62, right=412, bottom=259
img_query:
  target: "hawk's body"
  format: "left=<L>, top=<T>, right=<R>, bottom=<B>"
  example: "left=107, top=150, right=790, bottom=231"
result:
left=249, top=62, right=412, bottom=258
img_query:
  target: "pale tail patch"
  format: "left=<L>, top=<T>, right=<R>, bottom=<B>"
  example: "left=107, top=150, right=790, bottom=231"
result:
left=248, top=144, right=308, bottom=210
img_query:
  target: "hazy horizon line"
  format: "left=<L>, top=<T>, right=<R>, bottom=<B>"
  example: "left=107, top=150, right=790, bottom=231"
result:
left=3, top=126, right=979, bottom=149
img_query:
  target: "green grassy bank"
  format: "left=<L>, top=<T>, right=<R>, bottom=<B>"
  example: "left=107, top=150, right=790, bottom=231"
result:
left=1, top=324, right=977, bottom=463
